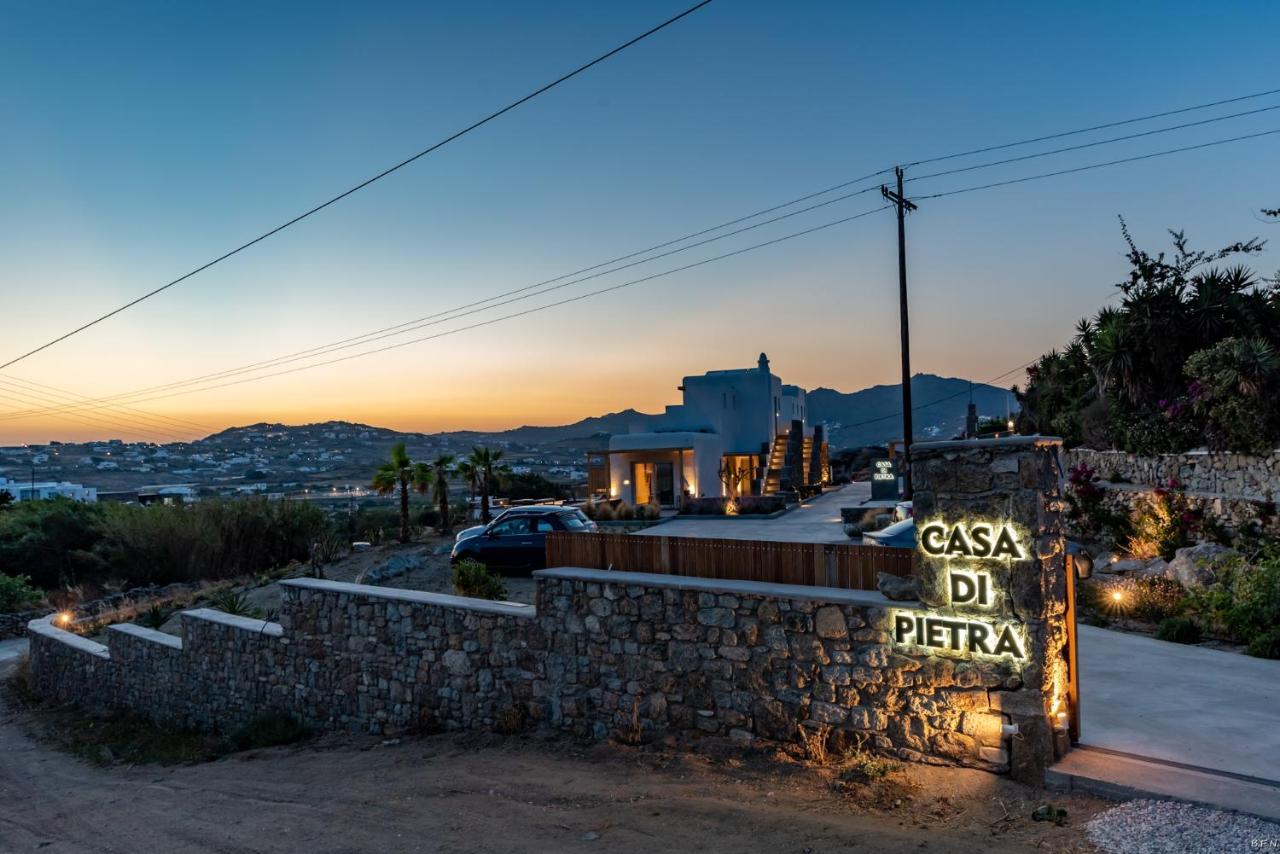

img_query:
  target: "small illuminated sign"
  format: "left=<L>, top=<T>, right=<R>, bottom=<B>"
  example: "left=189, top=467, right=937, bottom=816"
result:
left=870, top=459, right=898, bottom=500
left=892, top=612, right=1026, bottom=659
left=918, top=521, right=1024, bottom=560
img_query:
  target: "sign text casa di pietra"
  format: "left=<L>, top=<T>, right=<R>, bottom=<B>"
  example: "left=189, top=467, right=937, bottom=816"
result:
left=892, top=520, right=1029, bottom=661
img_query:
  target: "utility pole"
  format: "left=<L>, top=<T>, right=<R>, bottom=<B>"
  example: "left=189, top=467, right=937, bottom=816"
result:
left=882, top=167, right=917, bottom=499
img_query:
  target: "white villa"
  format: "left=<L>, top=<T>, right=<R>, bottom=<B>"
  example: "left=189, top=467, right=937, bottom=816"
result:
left=0, top=476, right=97, bottom=503
left=588, top=354, right=829, bottom=507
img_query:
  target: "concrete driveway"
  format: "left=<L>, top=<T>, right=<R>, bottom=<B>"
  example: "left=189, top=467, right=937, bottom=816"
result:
left=639, top=483, right=870, bottom=543
left=1079, top=625, right=1280, bottom=782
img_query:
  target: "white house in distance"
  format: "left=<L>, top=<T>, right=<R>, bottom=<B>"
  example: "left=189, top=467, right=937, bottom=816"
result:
left=0, top=476, right=97, bottom=503
left=588, top=354, right=829, bottom=507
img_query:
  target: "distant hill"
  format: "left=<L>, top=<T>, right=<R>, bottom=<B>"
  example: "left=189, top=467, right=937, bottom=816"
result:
left=809, top=374, right=1017, bottom=448
left=192, top=376, right=1016, bottom=451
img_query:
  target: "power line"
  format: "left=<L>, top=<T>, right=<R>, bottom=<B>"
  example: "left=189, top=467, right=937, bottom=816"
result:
left=0, top=0, right=715, bottom=373
left=12, top=95, right=1280, bottom=423
left=904, top=85, right=1280, bottom=168
left=915, top=127, right=1280, bottom=201
left=23, top=205, right=894, bottom=410
left=48, top=182, right=891, bottom=408
left=0, top=373, right=211, bottom=433
left=0, top=387, right=185, bottom=443
left=907, top=103, right=1280, bottom=183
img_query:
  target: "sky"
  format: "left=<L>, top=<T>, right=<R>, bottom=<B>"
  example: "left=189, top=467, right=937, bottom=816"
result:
left=1, top=0, right=1277, bottom=444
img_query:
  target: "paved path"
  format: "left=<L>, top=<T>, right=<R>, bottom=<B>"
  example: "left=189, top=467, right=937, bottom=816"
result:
left=1078, top=625, right=1280, bottom=782
left=0, top=638, right=27, bottom=666
left=638, top=483, right=870, bottom=543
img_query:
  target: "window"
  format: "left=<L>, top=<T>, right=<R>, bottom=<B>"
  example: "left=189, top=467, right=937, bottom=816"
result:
left=559, top=514, right=588, bottom=530
left=533, top=517, right=558, bottom=533
left=490, top=518, right=530, bottom=536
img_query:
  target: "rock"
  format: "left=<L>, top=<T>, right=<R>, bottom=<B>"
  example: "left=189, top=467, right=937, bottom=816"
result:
left=814, top=605, right=847, bottom=639
left=1107, top=559, right=1146, bottom=575
left=1135, top=558, right=1168, bottom=577
left=877, top=572, right=919, bottom=601
left=1165, top=543, right=1234, bottom=588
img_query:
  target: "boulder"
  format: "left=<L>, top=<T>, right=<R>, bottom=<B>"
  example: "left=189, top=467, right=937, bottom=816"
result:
left=1165, top=543, right=1233, bottom=588
left=1107, top=559, right=1146, bottom=575
left=1135, top=558, right=1169, bottom=578
left=877, top=572, right=919, bottom=602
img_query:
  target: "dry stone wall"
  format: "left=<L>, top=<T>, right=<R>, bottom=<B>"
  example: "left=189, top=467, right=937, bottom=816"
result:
left=29, top=571, right=1020, bottom=774
left=29, top=439, right=1069, bottom=780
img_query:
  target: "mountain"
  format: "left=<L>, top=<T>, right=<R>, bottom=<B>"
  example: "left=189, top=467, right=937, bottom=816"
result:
left=189, top=376, right=1015, bottom=451
left=808, top=374, right=1017, bottom=448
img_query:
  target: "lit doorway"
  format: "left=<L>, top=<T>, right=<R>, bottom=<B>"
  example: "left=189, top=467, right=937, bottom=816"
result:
left=631, top=461, right=675, bottom=506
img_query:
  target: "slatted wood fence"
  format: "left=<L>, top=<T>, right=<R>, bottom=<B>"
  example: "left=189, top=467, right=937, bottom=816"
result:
left=545, top=531, right=913, bottom=591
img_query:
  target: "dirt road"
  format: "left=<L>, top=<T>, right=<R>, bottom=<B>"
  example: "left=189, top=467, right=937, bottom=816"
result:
left=0, top=668, right=1100, bottom=853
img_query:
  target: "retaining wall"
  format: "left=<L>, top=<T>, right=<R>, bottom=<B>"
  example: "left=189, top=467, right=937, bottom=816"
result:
left=28, top=570, right=1020, bottom=773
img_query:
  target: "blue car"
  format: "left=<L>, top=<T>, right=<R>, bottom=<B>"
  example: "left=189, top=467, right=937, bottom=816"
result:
left=450, top=507, right=593, bottom=574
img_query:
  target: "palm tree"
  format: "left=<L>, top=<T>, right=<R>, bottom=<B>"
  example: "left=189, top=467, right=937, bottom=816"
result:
left=455, top=460, right=479, bottom=503
left=430, top=454, right=456, bottom=535
left=371, top=441, right=432, bottom=543
left=469, top=446, right=505, bottom=524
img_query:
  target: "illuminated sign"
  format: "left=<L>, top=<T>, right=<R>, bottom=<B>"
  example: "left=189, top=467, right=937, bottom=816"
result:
left=871, top=460, right=896, bottom=481
left=892, top=612, right=1026, bottom=659
left=949, top=569, right=994, bottom=607
left=870, top=459, right=898, bottom=500
left=918, top=521, right=1024, bottom=560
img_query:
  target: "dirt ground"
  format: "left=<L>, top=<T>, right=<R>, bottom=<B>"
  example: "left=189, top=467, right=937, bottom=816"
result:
left=0, top=658, right=1105, bottom=854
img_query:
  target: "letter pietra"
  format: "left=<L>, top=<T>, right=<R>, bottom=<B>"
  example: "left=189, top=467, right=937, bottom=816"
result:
left=894, top=519, right=1030, bottom=662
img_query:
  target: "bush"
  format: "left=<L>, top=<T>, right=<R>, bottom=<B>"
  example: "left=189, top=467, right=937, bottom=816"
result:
left=452, top=559, right=507, bottom=600
left=1185, top=553, right=1280, bottom=656
left=0, top=573, right=40, bottom=612
left=1245, top=628, right=1280, bottom=659
left=224, top=713, right=309, bottom=752
left=1129, top=576, right=1188, bottom=623
left=206, top=588, right=261, bottom=618
left=1126, top=483, right=1199, bottom=560
left=1155, top=616, right=1202, bottom=644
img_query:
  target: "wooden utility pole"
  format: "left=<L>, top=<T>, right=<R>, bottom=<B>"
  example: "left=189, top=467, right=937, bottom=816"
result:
left=882, top=167, right=917, bottom=499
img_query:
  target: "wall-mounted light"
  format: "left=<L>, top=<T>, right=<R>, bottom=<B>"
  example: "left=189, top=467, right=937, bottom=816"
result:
left=54, top=611, right=74, bottom=628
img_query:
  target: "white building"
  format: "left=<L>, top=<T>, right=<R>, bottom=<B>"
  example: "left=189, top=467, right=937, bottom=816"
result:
left=0, top=477, right=97, bottom=503
left=589, top=353, right=829, bottom=507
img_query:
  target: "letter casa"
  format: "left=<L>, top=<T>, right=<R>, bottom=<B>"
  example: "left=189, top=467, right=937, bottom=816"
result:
left=918, top=520, right=1024, bottom=560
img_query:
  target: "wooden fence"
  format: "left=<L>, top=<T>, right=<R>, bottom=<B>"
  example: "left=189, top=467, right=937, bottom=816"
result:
left=545, top=532, right=913, bottom=591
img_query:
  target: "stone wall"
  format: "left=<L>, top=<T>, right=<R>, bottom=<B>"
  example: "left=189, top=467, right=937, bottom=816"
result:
left=1, top=581, right=201, bottom=641
left=30, top=439, right=1069, bottom=781
left=29, top=571, right=1018, bottom=774
left=909, top=436, right=1069, bottom=782
left=1062, top=448, right=1280, bottom=537
left=1063, top=448, right=1280, bottom=500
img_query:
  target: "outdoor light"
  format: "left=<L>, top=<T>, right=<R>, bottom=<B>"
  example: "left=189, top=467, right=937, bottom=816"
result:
left=55, top=611, right=74, bottom=628
left=1110, top=590, right=1124, bottom=603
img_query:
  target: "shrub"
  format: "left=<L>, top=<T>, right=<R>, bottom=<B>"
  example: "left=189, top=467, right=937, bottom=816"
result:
left=206, top=588, right=261, bottom=619
left=0, top=573, right=40, bottom=612
left=1155, top=616, right=1202, bottom=644
left=615, top=502, right=636, bottom=521
left=636, top=502, right=661, bottom=521
left=1245, top=628, right=1280, bottom=659
left=1129, top=576, right=1188, bottom=623
left=224, top=713, right=309, bottom=752
left=138, top=604, right=168, bottom=630
left=1126, top=482, right=1199, bottom=560
left=452, top=559, right=507, bottom=600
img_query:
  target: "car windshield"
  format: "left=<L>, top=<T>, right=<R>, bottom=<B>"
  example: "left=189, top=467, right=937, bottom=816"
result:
left=559, top=513, right=587, bottom=530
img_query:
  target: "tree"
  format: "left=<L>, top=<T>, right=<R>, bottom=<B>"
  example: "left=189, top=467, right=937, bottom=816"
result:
left=1016, top=221, right=1277, bottom=452
left=371, top=442, right=432, bottom=543
left=430, top=454, right=456, bottom=535
left=469, top=446, right=506, bottom=524
left=455, top=460, right=479, bottom=503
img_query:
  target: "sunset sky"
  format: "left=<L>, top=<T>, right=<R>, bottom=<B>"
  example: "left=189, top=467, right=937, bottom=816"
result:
left=1, top=1, right=1277, bottom=445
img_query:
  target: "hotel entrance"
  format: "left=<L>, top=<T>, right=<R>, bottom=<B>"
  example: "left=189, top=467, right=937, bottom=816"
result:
left=631, top=460, right=675, bottom=506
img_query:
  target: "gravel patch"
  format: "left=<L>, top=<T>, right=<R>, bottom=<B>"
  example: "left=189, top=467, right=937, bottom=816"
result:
left=1087, top=799, right=1280, bottom=853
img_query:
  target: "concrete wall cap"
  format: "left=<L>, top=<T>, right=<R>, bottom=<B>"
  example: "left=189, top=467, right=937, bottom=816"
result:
left=181, top=608, right=285, bottom=636
left=535, top=567, right=918, bottom=609
left=279, top=577, right=537, bottom=619
left=108, top=622, right=184, bottom=649
left=27, top=614, right=110, bottom=658
left=912, top=435, right=1063, bottom=453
